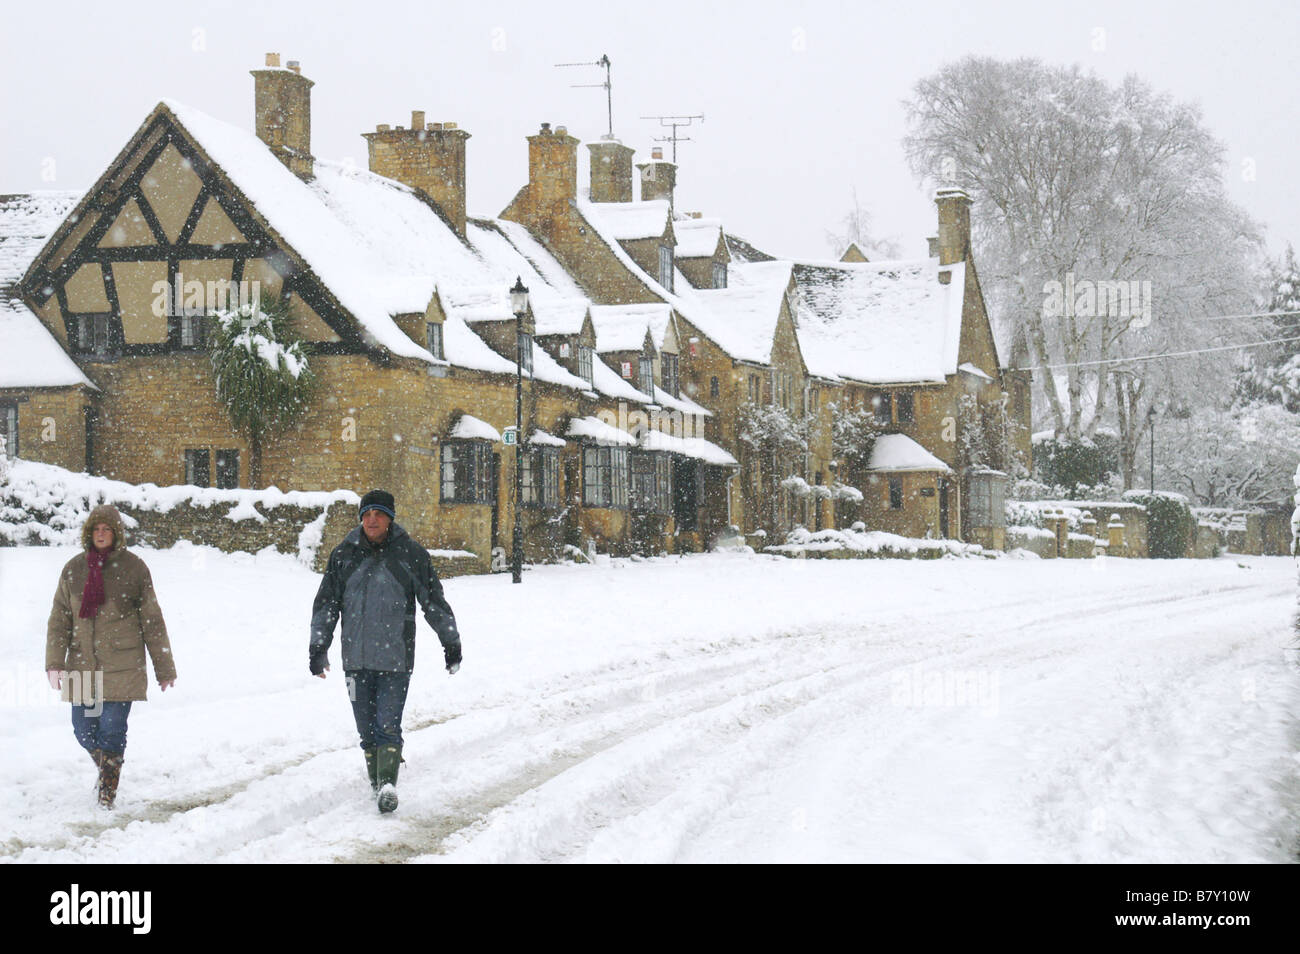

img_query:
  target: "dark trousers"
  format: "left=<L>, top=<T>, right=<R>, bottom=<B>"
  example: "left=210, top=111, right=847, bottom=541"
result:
left=71, top=701, right=132, bottom=755
left=345, top=670, right=411, bottom=750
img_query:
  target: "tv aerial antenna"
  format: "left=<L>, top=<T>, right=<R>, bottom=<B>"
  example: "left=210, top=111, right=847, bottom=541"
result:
left=555, top=54, right=614, bottom=139
left=639, top=114, right=704, bottom=163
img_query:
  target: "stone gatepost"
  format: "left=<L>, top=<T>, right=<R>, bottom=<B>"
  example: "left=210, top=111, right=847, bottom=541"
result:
left=1053, top=514, right=1069, bottom=557
left=1107, top=516, right=1126, bottom=557
left=1082, top=511, right=1098, bottom=557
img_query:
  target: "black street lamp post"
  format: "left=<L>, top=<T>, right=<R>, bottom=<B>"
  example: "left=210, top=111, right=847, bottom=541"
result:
left=1147, top=405, right=1156, bottom=491
left=510, top=277, right=529, bottom=584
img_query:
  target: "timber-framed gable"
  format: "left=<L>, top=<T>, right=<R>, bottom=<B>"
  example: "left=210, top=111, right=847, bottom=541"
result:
left=21, top=105, right=374, bottom=362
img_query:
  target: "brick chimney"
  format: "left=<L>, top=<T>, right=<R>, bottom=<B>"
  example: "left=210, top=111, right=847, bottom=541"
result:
left=251, top=53, right=314, bottom=179
left=637, top=147, right=677, bottom=206
left=527, top=123, right=579, bottom=212
left=935, top=188, right=971, bottom=266
left=363, top=111, right=472, bottom=236
left=587, top=137, right=635, bottom=203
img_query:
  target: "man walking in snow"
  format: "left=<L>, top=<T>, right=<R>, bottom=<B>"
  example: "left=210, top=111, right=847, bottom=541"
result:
left=310, top=489, right=462, bottom=813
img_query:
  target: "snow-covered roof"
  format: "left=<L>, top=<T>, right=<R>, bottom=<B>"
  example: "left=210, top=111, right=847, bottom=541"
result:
left=691, top=261, right=793, bottom=365
left=589, top=354, right=652, bottom=403
left=589, top=303, right=669, bottom=353
left=958, top=361, right=994, bottom=381
left=566, top=415, right=637, bottom=446
left=159, top=101, right=440, bottom=363
left=791, top=257, right=966, bottom=384
left=640, top=429, right=737, bottom=466
left=0, top=192, right=96, bottom=389
left=588, top=199, right=671, bottom=241
left=574, top=197, right=721, bottom=353
left=867, top=433, right=953, bottom=473
left=124, top=102, right=608, bottom=394
left=450, top=414, right=501, bottom=441
left=650, top=385, right=711, bottom=417
left=528, top=428, right=566, bottom=447
left=673, top=216, right=724, bottom=259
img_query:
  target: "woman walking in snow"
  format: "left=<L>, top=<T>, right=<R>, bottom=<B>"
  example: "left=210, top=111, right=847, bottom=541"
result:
left=45, top=504, right=177, bottom=809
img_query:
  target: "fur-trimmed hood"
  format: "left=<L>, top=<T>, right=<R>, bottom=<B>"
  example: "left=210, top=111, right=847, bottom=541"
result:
left=80, top=504, right=128, bottom=551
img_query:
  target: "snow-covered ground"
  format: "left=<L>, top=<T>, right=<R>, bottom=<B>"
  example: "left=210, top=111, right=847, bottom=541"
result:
left=2, top=544, right=1297, bottom=863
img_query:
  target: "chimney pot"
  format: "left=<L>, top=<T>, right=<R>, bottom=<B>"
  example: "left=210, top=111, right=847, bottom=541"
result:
left=445, top=121, right=458, bottom=130
left=934, top=189, right=972, bottom=266
left=253, top=55, right=314, bottom=179
left=555, top=125, right=567, bottom=137
left=652, top=146, right=663, bottom=160
left=587, top=139, right=635, bottom=203
left=363, top=114, right=472, bottom=236
left=377, top=123, right=390, bottom=132
left=540, top=122, right=551, bottom=134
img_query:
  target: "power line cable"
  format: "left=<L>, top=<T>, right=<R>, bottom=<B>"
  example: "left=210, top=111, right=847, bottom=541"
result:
left=1025, top=335, right=1300, bottom=372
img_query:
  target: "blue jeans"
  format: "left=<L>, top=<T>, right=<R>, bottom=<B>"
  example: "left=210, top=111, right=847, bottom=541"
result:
left=346, top=670, right=410, bottom=750
left=72, top=701, right=132, bottom=755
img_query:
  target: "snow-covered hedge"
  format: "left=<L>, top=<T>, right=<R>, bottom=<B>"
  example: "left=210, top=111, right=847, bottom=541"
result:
left=765, top=526, right=987, bottom=560
left=0, top=458, right=357, bottom=565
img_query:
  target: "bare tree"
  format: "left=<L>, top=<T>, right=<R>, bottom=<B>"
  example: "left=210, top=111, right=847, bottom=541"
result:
left=902, top=57, right=1263, bottom=487
left=824, top=187, right=902, bottom=261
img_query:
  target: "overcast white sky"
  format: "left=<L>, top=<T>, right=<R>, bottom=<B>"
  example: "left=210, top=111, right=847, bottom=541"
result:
left=3, top=0, right=1297, bottom=262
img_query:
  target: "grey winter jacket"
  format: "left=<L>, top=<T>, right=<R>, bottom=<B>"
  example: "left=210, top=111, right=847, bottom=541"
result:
left=309, top=523, right=460, bottom=674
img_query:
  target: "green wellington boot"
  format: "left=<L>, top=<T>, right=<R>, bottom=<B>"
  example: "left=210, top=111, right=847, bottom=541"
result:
left=375, top=744, right=401, bottom=813
left=364, top=748, right=378, bottom=793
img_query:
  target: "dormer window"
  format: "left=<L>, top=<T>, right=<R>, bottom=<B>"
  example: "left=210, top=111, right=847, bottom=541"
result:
left=712, top=262, right=727, bottom=289
left=658, top=246, right=674, bottom=292
left=577, top=344, right=594, bottom=386
left=426, top=322, right=444, bottom=360
left=639, top=356, right=655, bottom=396
left=661, top=353, right=679, bottom=398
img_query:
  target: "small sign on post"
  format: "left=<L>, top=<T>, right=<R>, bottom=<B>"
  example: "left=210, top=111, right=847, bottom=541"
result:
left=502, top=426, right=518, bottom=446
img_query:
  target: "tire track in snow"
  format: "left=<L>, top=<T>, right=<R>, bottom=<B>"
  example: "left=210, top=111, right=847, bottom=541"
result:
left=403, top=574, right=1293, bottom=862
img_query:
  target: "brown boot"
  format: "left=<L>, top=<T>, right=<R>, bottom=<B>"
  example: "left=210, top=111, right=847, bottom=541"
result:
left=97, top=752, right=123, bottom=810
left=88, top=748, right=103, bottom=769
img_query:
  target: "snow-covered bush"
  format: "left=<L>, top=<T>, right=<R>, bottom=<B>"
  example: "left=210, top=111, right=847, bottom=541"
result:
left=1124, top=490, right=1196, bottom=559
left=958, top=393, right=1025, bottom=476
left=1292, top=462, right=1299, bottom=555
left=1010, top=473, right=1124, bottom=502
left=832, top=483, right=863, bottom=503
left=830, top=402, right=882, bottom=478
left=779, top=475, right=811, bottom=497
left=1032, top=431, right=1120, bottom=491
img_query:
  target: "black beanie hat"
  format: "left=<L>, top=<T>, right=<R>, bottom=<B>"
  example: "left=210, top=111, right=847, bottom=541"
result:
left=359, top=489, right=396, bottom=521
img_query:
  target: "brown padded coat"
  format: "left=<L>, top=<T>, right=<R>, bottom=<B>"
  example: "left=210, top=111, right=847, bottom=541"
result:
left=45, top=505, right=176, bottom=702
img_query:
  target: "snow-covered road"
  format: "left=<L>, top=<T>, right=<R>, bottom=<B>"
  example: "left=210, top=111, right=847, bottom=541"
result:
left=2, top=546, right=1297, bottom=863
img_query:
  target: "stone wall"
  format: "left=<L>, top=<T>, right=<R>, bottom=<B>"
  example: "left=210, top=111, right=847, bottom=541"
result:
left=0, top=387, right=91, bottom=472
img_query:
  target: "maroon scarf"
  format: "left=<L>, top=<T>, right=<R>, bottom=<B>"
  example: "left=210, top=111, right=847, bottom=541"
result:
left=79, top=549, right=108, bottom=619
